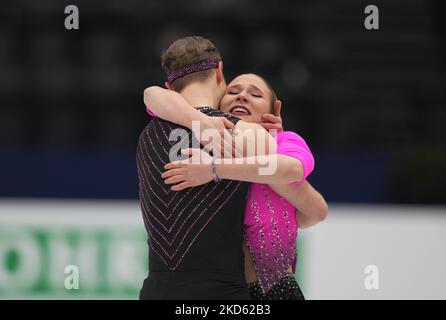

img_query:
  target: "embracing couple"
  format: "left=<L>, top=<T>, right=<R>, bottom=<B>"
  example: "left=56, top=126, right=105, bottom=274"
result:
left=136, top=36, right=328, bottom=300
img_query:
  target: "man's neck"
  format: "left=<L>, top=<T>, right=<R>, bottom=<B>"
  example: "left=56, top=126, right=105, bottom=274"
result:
left=180, top=83, right=220, bottom=109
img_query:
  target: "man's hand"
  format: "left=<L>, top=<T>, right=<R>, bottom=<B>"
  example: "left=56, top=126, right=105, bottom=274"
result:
left=193, top=116, right=241, bottom=158
left=259, top=100, right=283, bottom=133
left=162, top=148, right=214, bottom=191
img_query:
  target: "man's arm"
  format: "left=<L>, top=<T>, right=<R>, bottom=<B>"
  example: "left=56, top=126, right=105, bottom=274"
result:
left=269, top=181, right=328, bottom=228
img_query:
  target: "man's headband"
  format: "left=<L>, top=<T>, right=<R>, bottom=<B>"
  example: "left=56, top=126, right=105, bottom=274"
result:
left=167, top=59, right=221, bottom=83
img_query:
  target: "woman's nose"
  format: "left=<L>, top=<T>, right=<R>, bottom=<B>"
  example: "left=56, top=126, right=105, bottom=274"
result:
left=236, top=91, right=248, bottom=102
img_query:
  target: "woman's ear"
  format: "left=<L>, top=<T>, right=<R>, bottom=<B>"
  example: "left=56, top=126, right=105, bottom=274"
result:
left=165, top=82, right=174, bottom=90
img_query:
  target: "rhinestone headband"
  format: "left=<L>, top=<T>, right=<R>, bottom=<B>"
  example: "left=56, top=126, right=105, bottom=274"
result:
left=167, top=59, right=220, bottom=83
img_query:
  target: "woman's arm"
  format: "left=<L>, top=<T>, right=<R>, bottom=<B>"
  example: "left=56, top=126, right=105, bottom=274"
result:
left=144, top=86, right=238, bottom=157
left=144, top=86, right=211, bottom=128
left=144, top=86, right=278, bottom=159
left=162, top=149, right=304, bottom=190
left=214, top=155, right=303, bottom=185
left=269, top=181, right=328, bottom=228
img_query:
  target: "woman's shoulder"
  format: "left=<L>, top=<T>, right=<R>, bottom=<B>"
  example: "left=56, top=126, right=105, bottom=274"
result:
left=276, top=130, right=307, bottom=145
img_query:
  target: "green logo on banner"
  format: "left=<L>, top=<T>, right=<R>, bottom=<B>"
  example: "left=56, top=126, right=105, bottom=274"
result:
left=0, top=226, right=148, bottom=299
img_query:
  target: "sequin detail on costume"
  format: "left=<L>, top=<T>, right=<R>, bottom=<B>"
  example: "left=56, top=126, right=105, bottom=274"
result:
left=244, top=184, right=298, bottom=295
left=247, top=273, right=304, bottom=300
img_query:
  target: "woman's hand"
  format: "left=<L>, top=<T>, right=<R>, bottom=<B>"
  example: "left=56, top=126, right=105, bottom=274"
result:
left=259, top=100, right=283, bottom=133
left=162, top=148, right=215, bottom=191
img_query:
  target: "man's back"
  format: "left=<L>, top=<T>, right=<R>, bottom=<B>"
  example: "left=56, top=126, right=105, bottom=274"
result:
left=137, top=107, right=250, bottom=299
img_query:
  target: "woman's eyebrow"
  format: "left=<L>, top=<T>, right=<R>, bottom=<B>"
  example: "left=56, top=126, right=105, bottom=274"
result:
left=227, top=84, right=241, bottom=90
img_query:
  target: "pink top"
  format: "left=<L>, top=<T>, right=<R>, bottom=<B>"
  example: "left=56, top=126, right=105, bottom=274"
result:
left=243, top=131, right=314, bottom=294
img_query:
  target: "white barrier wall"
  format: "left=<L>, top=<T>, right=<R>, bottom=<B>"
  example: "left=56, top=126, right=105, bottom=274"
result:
left=300, top=204, right=446, bottom=300
left=0, top=200, right=445, bottom=299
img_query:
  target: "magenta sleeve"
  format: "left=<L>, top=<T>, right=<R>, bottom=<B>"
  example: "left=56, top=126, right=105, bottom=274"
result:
left=276, top=131, right=315, bottom=185
left=146, top=106, right=156, bottom=118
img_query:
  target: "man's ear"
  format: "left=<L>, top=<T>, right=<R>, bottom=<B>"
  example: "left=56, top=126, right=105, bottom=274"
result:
left=216, top=61, right=224, bottom=84
left=165, top=82, right=174, bottom=90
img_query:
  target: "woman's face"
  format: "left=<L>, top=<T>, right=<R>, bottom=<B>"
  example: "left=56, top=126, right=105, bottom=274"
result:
left=219, top=74, right=272, bottom=124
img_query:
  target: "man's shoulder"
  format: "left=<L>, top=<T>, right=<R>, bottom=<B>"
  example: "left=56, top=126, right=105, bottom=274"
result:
left=137, top=117, right=189, bottom=144
left=145, top=116, right=187, bottom=131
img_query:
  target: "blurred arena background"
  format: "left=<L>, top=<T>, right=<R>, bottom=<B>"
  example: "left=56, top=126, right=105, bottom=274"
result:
left=0, top=0, right=445, bottom=299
